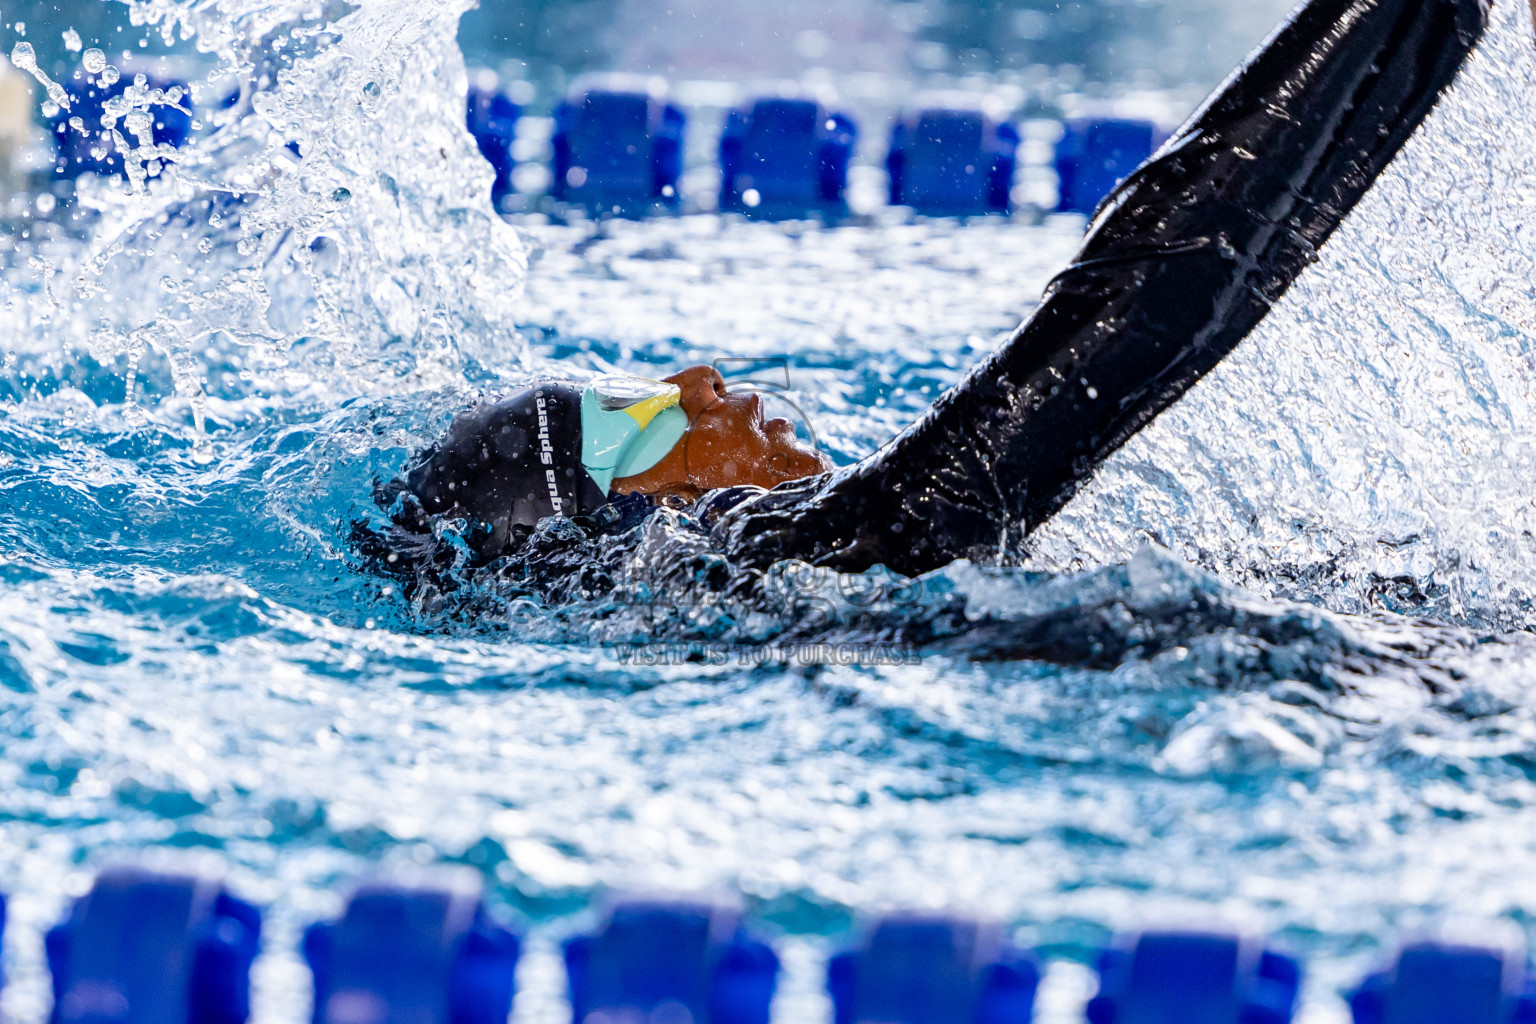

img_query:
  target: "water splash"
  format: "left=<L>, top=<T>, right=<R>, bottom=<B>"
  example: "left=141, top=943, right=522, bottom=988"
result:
left=2, top=0, right=530, bottom=446
left=9, top=42, right=70, bottom=113
left=1026, top=0, right=1536, bottom=631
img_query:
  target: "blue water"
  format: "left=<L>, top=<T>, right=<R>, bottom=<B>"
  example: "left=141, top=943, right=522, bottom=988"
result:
left=2, top=0, right=1536, bottom=1022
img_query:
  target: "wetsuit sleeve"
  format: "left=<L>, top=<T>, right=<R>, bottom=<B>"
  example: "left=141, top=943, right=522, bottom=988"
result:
left=719, top=0, right=1489, bottom=577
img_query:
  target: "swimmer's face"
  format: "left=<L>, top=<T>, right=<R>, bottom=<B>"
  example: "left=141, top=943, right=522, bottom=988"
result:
left=612, top=365, right=831, bottom=497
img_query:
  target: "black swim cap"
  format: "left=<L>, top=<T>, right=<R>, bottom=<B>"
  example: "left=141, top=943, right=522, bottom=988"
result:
left=403, top=381, right=608, bottom=540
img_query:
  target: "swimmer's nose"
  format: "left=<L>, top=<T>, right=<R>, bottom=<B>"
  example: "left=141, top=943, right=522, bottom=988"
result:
left=666, top=364, right=728, bottom=419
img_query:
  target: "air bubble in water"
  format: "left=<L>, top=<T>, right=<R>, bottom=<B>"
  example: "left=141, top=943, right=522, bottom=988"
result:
left=81, top=47, right=106, bottom=73
left=100, top=66, right=119, bottom=86
left=67, top=116, right=83, bottom=132
left=62, top=29, right=81, bottom=52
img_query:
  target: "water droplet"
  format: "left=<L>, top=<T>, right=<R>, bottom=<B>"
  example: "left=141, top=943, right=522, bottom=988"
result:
left=11, top=42, right=70, bottom=111
left=62, top=29, right=81, bottom=51
left=81, top=47, right=106, bottom=73
left=100, top=65, right=119, bottom=86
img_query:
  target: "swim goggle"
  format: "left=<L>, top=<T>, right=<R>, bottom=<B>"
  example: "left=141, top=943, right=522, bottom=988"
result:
left=580, top=374, right=688, bottom=493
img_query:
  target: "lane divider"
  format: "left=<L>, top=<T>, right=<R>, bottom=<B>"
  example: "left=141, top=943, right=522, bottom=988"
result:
left=33, top=73, right=1156, bottom=221
left=15, top=865, right=1535, bottom=1024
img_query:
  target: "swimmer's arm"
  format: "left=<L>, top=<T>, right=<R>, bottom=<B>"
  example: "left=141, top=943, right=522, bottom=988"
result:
left=722, top=0, right=1489, bottom=576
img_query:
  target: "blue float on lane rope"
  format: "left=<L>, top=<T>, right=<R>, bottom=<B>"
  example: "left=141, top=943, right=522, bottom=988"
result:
left=1086, top=929, right=1300, bottom=1024
left=1053, top=118, right=1156, bottom=216
left=551, top=86, right=685, bottom=215
left=466, top=85, right=521, bottom=211
left=1349, top=939, right=1536, bottom=1024
left=563, top=898, right=778, bottom=1024
left=719, top=97, right=857, bottom=218
left=46, top=865, right=261, bottom=1024
left=886, top=107, right=1019, bottom=216
left=303, top=868, right=520, bottom=1024
left=828, top=913, right=1040, bottom=1024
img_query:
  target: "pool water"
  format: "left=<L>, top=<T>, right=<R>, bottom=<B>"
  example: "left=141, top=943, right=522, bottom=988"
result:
left=2, top=0, right=1536, bottom=1021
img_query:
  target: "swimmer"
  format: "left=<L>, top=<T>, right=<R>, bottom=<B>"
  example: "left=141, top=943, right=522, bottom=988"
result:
left=372, top=0, right=1488, bottom=579
left=370, top=366, right=828, bottom=564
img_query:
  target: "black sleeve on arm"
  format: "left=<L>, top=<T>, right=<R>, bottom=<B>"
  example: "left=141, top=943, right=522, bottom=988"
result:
left=719, top=0, right=1489, bottom=577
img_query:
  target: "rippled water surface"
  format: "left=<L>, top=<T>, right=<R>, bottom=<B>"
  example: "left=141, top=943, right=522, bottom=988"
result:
left=1, top=0, right=1536, bottom=1022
